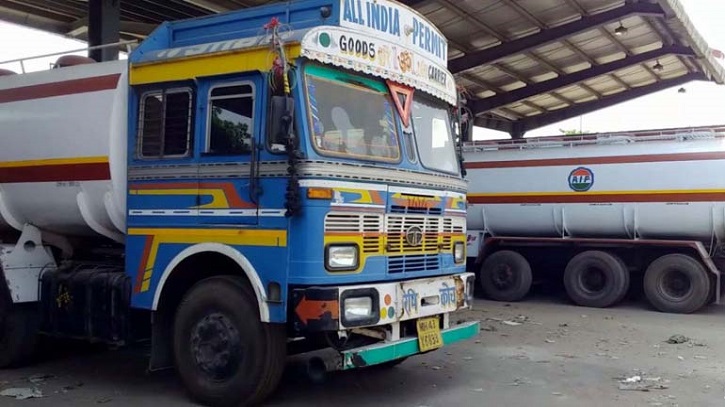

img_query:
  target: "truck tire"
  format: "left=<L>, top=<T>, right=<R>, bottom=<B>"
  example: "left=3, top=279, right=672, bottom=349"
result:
left=644, top=254, right=710, bottom=314
left=563, top=251, right=629, bottom=308
left=0, top=304, right=39, bottom=368
left=613, top=255, right=631, bottom=304
left=173, top=276, right=285, bottom=407
left=479, top=250, right=532, bottom=302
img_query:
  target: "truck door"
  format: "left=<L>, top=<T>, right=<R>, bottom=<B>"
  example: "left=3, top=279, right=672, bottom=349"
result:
left=128, top=86, right=199, bottom=228
left=196, top=77, right=259, bottom=226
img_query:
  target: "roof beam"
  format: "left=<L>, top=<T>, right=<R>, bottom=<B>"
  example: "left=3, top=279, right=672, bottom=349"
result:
left=0, top=2, right=68, bottom=35
left=519, top=72, right=707, bottom=132
left=474, top=115, right=514, bottom=134
left=469, top=45, right=695, bottom=113
left=183, top=0, right=254, bottom=13
left=397, top=0, right=434, bottom=7
left=448, top=1, right=665, bottom=74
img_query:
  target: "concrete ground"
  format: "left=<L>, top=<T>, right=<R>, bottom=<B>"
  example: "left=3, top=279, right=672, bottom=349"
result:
left=1, top=294, right=725, bottom=407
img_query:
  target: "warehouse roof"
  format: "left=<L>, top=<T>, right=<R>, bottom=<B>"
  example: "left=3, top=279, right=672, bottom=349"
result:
left=2, top=0, right=722, bottom=137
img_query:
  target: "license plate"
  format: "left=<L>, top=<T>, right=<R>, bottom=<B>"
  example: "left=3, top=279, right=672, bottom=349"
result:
left=416, top=316, right=443, bottom=352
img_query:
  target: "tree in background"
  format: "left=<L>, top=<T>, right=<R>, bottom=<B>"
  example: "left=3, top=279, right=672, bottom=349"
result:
left=559, top=128, right=591, bottom=136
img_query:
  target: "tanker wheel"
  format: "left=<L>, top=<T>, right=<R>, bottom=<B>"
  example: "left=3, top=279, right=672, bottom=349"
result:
left=563, top=251, right=629, bottom=308
left=0, top=304, right=40, bottom=368
left=479, top=250, right=532, bottom=302
left=644, top=254, right=710, bottom=314
left=173, top=276, right=286, bottom=407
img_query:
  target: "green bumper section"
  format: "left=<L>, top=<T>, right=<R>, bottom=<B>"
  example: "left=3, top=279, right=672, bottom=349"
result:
left=341, top=321, right=480, bottom=370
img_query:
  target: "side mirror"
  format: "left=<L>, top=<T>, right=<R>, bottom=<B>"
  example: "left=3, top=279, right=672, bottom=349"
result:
left=270, top=96, right=295, bottom=145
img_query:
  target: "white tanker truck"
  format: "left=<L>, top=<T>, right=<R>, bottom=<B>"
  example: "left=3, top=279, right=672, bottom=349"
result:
left=463, top=126, right=725, bottom=314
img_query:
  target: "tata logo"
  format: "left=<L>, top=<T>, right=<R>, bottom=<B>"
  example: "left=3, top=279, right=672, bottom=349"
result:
left=568, top=167, right=594, bottom=192
left=405, top=226, right=424, bottom=247
left=406, top=197, right=434, bottom=209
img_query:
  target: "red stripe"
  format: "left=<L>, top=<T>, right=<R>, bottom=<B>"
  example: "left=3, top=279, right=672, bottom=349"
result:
left=0, top=163, right=110, bottom=183
left=134, top=236, right=154, bottom=293
left=0, top=74, right=121, bottom=104
left=464, top=151, right=725, bottom=169
left=468, top=192, right=725, bottom=204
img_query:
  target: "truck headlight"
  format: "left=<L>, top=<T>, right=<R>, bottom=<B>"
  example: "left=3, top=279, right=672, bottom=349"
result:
left=454, top=242, right=465, bottom=263
left=326, top=245, right=359, bottom=271
left=343, top=296, right=373, bottom=322
left=340, top=288, right=380, bottom=327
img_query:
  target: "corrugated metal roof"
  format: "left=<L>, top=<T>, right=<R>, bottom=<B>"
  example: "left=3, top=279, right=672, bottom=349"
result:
left=405, top=0, right=725, bottom=136
left=1, top=0, right=722, bottom=137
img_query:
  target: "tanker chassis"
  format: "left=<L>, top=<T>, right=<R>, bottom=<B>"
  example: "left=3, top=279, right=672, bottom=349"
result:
left=0, top=1, right=479, bottom=406
left=464, top=127, right=725, bottom=314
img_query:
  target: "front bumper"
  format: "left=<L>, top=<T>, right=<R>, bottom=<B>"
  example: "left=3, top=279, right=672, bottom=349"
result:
left=341, top=320, right=479, bottom=369
left=290, top=272, right=476, bottom=332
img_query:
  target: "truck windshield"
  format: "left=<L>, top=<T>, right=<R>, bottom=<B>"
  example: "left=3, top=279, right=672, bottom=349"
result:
left=305, top=65, right=400, bottom=163
left=411, top=95, right=459, bottom=175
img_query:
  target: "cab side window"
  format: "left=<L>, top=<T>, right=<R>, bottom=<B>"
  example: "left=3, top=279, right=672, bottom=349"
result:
left=138, top=89, right=193, bottom=158
left=206, top=84, right=254, bottom=155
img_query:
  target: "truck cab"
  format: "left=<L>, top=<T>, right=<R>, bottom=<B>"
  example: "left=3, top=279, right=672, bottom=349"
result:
left=0, top=1, right=478, bottom=405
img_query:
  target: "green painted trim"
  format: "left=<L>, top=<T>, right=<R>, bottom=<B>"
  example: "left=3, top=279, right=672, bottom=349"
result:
left=341, top=321, right=480, bottom=370
left=304, top=62, right=388, bottom=93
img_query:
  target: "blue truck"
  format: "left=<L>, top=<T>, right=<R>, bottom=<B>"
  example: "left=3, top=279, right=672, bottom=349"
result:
left=0, top=0, right=478, bottom=405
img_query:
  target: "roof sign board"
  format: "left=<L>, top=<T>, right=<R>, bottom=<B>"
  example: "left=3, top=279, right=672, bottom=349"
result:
left=339, top=0, right=448, bottom=68
left=301, top=26, right=457, bottom=105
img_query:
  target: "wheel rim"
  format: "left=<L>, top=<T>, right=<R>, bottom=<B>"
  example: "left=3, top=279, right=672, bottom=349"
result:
left=579, top=266, right=607, bottom=294
left=491, top=264, right=517, bottom=290
left=190, top=312, right=243, bottom=382
left=659, top=269, right=692, bottom=301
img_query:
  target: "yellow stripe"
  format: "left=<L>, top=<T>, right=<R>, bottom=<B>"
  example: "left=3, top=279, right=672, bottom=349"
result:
left=0, top=156, right=108, bottom=168
left=131, top=228, right=287, bottom=293
left=128, top=227, right=287, bottom=247
left=130, top=188, right=231, bottom=209
left=130, top=45, right=302, bottom=85
left=468, top=189, right=725, bottom=198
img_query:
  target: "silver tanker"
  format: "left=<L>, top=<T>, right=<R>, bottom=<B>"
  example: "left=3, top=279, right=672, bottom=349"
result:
left=463, top=126, right=725, bottom=314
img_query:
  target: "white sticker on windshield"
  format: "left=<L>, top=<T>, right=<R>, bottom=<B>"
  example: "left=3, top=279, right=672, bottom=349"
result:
left=431, top=118, right=448, bottom=148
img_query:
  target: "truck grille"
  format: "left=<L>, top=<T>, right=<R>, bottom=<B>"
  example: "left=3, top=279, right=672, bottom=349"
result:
left=386, top=215, right=441, bottom=254
left=324, top=213, right=383, bottom=254
left=388, top=254, right=440, bottom=273
left=390, top=205, right=442, bottom=216
left=441, top=217, right=465, bottom=250
left=324, top=213, right=465, bottom=274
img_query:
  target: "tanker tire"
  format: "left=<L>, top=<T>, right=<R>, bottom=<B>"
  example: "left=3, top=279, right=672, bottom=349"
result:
left=0, top=304, right=39, bottom=368
left=644, top=254, right=710, bottom=314
left=173, top=276, right=285, bottom=407
left=613, top=256, right=631, bottom=304
left=563, top=251, right=629, bottom=308
left=479, top=250, right=532, bottom=302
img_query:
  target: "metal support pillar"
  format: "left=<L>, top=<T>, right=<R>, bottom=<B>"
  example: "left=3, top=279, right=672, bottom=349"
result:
left=510, top=123, right=526, bottom=140
left=88, top=0, right=120, bottom=62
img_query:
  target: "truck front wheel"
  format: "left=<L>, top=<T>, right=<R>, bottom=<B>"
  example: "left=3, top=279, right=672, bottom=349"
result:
left=479, top=250, right=532, bottom=302
left=173, top=276, right=285, bottom=406
left=644, top=254, right=710, bottom=314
